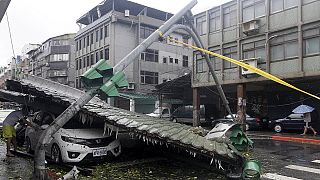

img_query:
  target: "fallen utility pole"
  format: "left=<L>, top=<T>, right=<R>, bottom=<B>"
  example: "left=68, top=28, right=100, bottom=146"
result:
left=33, top=0, right=198, bottom=179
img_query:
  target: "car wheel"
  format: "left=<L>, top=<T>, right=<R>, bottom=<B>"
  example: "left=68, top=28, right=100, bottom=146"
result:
left=51, top=144, right=62, bottom=163
left=274, top=124, right=282, bottom=133
left=25, top=137, right=33, bottom=154
left=172, top=118, right=177, bottom=123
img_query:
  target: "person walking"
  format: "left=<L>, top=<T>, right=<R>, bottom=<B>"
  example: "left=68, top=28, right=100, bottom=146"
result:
left=2, top=107, right=30, bottom=157
left=301, top=112, right=317, bottom=136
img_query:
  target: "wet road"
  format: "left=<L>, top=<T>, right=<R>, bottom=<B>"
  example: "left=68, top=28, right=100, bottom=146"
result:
left=0, top=139, right=33, bottom=180
left=253, top=139, right=320, bottom=180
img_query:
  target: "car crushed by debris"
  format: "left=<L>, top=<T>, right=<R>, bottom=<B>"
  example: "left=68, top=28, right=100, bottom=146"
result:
left=24, top=111, right=121, bottom=163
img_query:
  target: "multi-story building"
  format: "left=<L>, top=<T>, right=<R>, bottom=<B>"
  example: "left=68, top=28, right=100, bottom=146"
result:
left=75, top=0, right=192, bottom=113
left=192, top=0, right=320, bottom=121
left=27, top=34, right=76, bottom=86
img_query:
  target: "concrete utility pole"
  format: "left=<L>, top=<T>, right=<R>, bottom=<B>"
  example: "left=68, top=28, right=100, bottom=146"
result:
left=161, top=14, right=236, bottom=126
left=33, top=1, right=198, bottom=179
left=0, top=0, right=11, bottom=23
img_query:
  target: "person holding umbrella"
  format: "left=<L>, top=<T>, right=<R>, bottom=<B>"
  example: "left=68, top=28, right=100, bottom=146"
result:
left=292, top=105, right=317, bottom=136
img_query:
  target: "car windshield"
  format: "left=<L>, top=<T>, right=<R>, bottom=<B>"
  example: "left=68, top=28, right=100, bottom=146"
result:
left=288, top=113, right=303, bottom=119
left=63, top=119, right=104, bottom=129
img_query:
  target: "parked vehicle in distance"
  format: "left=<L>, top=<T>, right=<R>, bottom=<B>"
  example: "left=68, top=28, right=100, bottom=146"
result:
left=147, top=105, right=214, bottom=125
left=212, top=114, right=262, bottom=131
left=268, top=113, right=305, bottom=133
left=25, top=111, right=121, bottom=163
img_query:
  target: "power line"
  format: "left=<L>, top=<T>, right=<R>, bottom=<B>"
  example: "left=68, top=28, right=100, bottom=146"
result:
left=6, top=12, right=15, bottom=58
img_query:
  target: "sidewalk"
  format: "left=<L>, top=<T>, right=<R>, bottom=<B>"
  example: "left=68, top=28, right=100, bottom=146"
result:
left=247, top=131, right=320, bottom=145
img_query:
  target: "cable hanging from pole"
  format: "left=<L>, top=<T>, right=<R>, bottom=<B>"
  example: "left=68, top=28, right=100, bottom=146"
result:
left=6, top=12, right=15, bottom=58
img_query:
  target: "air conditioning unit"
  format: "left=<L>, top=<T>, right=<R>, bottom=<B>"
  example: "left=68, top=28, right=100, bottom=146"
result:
left=242, top=20, right=259, bottom=36
left=241, top=58, right=258, bottom=76
left=124, top=10, right=130, bottom=17
left=128, top=82, right=135, bottom=90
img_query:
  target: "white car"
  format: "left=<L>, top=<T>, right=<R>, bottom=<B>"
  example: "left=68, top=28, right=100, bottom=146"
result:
left=25, top=111, right=121, bottom=163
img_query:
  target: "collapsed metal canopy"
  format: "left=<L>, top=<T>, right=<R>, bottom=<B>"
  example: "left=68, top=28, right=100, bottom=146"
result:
left=0, top=75, right=244, bottom=174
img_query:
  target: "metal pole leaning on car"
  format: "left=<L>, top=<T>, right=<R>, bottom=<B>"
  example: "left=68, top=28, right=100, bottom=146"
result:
left=33, top=1, right=198, bottom=179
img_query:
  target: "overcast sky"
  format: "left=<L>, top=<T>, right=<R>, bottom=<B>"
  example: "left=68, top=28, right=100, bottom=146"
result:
left=0, top=0, right=230, bottom=67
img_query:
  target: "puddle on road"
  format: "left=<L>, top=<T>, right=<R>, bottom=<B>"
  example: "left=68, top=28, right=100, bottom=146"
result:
left=0, top=139, right=33, bottom=180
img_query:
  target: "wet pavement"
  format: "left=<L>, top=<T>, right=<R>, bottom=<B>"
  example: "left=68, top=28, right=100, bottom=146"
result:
left=253, top=138, right=320, bottom=180
left=0, top=139, right=33, bottom=180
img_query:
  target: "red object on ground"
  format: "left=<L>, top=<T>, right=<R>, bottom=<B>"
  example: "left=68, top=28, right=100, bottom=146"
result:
left=272, top=135, right=320, bottom=145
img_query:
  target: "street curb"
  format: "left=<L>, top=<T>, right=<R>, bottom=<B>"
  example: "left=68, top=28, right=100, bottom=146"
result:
left=271, top=136, right=320, bottom=145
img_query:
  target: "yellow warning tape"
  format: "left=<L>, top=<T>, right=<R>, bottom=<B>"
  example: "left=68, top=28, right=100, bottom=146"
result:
left=163, top=35, right=320, bottom=100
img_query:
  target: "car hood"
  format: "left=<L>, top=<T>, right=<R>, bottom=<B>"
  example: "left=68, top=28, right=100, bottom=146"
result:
left=58, top=128, right=108, bottom=139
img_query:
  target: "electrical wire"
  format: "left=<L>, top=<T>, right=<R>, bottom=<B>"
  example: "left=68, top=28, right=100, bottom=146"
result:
left=6, top=12, right=15, bottom=58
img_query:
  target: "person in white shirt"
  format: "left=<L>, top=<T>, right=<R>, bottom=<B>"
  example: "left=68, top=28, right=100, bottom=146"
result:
left=301, top=112, right=317, bottom=136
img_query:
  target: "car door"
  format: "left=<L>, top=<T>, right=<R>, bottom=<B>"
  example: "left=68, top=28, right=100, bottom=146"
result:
left=286, top=114, right=304, bottom=130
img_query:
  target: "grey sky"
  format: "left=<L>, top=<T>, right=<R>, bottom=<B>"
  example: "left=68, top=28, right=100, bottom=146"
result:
left=0, top=0, right=230, bottom=67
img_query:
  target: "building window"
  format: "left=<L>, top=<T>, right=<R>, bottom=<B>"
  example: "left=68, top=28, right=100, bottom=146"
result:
left=140, top=71, right=159, bottom=84
left=242, top=40, right=266, bottom=64
left=82, top=38, right=85, bottom=49
left=86, top=56, right=90, bottom=67
left=86, top=35, right=89, bottom=47
left=104, top=24, right=109, bottom=37
left=271, top=0, right=299, bottom=13
left=105, top=48, right=109, bottom=60
left=96, top=30, right=99, bottom=42
left=169, top=57, right=173, bottom=63
left=140, top=25, right=156, bottom=39
left=96, top=52, right=99, bottom=63
left=100, top=27, right=103, bottom=40
left=83, top=57, right=86, bottom=68
left=79, top=59, right=82, bottom=69
left=100, top=50, right=104, bottom=59
left=90, top=34, right=93, bottom=45
left=52, top=54, right=69, bottom=61
left=90, top=54, right=94, bottom=65
left=196, top=16, right=207, bottom=35
left=209, top=10, right=220, bottom=32
left=140, top=49, right=159, bottom=62
left=223, top=46, right=237, bottom=69
left=209, top=49, right=222, bottom=70
left=196, top=53, right=204, bottom=73
left=182, top=36, right=189, bottom=45
left=183, top=55, right=188, bottom=67
left=223, top=5, right=237, bottom=28
left=163, top=57, right=167, bottom=63
left=270, top=32, right=298, bottom=61
left=303, top=28, right=320, bottom=56
left=79, top=40, right=82, bottom=50
left=76, top=59, right=79, bottom=70
left=175, top=59, right=178, bottom=64
left=76, top=41, right=78, bottom=51
left=242, top=0, right=265, bottom=22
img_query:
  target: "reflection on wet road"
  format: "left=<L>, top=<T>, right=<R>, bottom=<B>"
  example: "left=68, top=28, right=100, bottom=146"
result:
left=0, top=140, right=33, bottom=179
left=253, top=139, right=320, bottom=180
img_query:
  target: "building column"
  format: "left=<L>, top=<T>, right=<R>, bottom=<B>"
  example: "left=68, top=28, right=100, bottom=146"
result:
left=129, top=99, right=135, bottom=112
left=237, top=83, right=247, bottom=131
left=192, top=87, right=200, bottom=127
